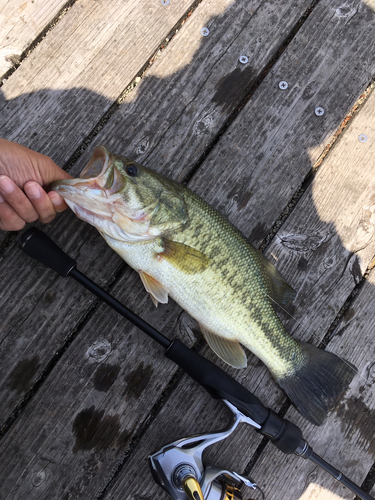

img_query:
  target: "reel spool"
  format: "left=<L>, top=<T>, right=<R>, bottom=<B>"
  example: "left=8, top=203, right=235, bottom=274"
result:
left=149, top=401, right=264, bottom=500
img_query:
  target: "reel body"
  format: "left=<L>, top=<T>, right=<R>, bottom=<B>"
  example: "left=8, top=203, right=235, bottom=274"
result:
left=149, top=401, right=263, bottom=500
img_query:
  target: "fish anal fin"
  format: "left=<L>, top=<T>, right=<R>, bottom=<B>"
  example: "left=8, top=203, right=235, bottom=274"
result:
left=139, top=271, right=168, bottom=306
left=158, top=239, right=210, bottom=274
left=199, top=324, right=247, bottom=369
left=261, top=255, right=296, bottom=305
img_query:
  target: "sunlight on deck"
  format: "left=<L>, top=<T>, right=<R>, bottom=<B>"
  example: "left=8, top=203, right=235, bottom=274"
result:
left=299, top=483, right=344, bottom=500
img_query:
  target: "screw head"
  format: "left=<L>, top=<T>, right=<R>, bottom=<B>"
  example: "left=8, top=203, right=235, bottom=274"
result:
left=239, top=55, right=249, bottom=64
left=315, top=107, right=324, bottom=116
left=200, top=27, right=210, bottom=36
left=358, top=134, right=368, bottom=143
left=279, top=81, right=288, bottom=90
left=161, top=0, right=169, bottom=4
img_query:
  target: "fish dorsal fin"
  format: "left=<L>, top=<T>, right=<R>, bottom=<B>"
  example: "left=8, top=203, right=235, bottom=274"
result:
left=261, top=255, right=296, bottom=305
left=139, top=271, right=168, bottom=307
left=159, top=239, right=210, bottom=274
left=199, top=324, right=247, bottom=369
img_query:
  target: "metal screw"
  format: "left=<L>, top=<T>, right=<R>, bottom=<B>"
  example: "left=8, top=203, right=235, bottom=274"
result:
left=200, top=27, right=210, bottom=36
left=359, top=134, right=368, bottom=143
left=161, top=0, right=169, bottom=4
left=239, top=55, right=248, bottom=64
left=315, top=107, right=324, bottom=116
left=279, top=81, right=288, bottom=90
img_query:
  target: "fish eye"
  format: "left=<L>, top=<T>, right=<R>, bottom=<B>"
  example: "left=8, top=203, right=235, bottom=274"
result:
left=126, top=164, right=139, bottom=177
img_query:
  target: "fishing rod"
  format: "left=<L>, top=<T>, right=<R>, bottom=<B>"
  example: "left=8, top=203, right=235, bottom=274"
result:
left=18, top=227, right=373, bottom=500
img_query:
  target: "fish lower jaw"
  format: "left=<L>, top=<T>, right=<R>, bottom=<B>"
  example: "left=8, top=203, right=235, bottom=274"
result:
left=66, top=200, right=112, bottom=223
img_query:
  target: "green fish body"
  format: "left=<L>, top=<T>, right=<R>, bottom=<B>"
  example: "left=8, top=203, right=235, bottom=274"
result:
left=51, top=146, right=356, bottom=425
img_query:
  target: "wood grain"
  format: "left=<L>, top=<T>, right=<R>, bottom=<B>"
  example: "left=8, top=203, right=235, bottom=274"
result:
left=0, top=0, right=197, bottom=165
left=0, top=0, right=69, bottom=78
left=72, top=0, right=314, bottom=177
left=96, top=89, right=375, bottom=499
left=0, top=0, right=315, bottom=426
left=250, top=267, right=375, bottom=500
left=244, top=82, right=375, bottom=500
left=0, top=0, right=375, bottom=498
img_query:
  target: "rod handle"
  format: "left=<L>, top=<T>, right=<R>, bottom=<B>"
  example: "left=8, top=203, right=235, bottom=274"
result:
left=165, top=340, right=303, bottom=454
left=18, top=227, right=77, bottom=277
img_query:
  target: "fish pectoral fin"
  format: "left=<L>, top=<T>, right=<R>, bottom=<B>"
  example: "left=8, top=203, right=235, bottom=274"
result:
left=261, top=255, right=296, bottom=305
left=158, top=239, right=210, bottom=274
left=139, top=271, right=168, bottom=307
left=199, top=324, right=247, bottom=369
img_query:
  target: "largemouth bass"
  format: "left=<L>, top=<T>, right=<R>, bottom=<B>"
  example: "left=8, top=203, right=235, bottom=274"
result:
left=51, top=146, right=356, bottom=425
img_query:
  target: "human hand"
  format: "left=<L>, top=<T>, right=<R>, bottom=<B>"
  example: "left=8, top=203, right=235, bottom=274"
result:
left=0, top=139, right=72, bottom=231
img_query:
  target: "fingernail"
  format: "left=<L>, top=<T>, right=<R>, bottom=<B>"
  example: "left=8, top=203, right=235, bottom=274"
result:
left=0, top=176, right=14, bottom=194
left=25, top=183, right=41, bottom=199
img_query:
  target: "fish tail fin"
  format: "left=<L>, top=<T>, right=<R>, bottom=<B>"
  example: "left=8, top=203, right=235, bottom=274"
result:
left=276, top=343, right=357, bottom=426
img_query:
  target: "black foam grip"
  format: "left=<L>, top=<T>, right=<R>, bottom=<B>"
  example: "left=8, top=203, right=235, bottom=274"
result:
left=18, top=227, right=77, bottom=277
left=165, top=340, right=304, bottom=454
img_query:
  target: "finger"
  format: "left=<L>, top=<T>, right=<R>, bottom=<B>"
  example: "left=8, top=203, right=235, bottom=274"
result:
left=0, top=194, right=26, bottom=231
left=24, top=182, right=58, bottom=224
left=0, top=176, right=39, bottom=223
left=48, top=190, right=69, bottom=213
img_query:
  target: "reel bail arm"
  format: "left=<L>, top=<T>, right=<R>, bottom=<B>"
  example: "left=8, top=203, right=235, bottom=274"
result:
left=149, top=400, right=263, bottom=500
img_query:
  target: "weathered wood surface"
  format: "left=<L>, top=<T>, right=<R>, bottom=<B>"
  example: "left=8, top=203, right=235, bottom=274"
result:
left=0, top=0, right=196, bottom=164
left=0, top=0, right=203, bottom=426
left=0, top=0, right=197, bottom=248
left=248, top=80, right=375, bottom=499
left=251, top=267, right=375, bottom=500
left=89, top=83, right=375, bottom=500
left=0, top=0, right=316, bottom=429
left=74, top=0, right=315, bottom=178
left=0, top=0, right=69, bottom=79
left=0, top=0, right=375, bottom=499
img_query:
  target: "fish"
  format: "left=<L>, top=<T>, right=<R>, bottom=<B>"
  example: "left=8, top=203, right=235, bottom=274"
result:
left=51, top=146, right=357, bottom=425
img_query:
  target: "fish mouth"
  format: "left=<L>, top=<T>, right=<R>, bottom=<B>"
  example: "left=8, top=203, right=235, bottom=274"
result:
left=51, top=146, right=154, bottom=242
left=51, top=146, right=114, bottom=218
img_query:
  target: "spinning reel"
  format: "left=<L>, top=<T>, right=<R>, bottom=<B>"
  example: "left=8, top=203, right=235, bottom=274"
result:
left=149, top=401, right=264, bottom=500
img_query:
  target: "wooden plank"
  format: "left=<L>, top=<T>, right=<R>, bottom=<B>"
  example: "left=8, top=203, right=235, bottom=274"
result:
left=93, top=87, right=375, bottom=500
left=0, top=0, right=200, bottom=420
left=72, top=0, right=315, bottom=178
left=0, top=0, right=196, bottom=166
left=0, top=0, right=315, bottom=425
left=0, top=1, right=374, bottom=499
left=0, top=271, right=197, bottom=499
left=95, top=345, right=278, bottom=500
left=0, top=0, right=69, bottom=79
left=244, top=84, right=375, bottom=500
left=3, top=1, right=318, bottom=498
left=0, top=0, right=196, bottom=248
left=186, top=0, right=375, bottom=244
left=263, top=84, right=375, bottom=345
left=250, top=267, right=375, bottom=500
left=73, top=0, right=375, bottom=250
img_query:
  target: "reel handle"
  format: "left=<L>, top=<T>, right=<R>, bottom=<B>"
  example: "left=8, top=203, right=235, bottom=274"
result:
left=182, top=477, right=204, bottom=500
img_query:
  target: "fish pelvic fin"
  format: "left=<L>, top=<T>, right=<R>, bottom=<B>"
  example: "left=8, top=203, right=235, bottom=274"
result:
left=139, top=271, right=168, bottom=307
left=199, top=324, right=247, bottom=369
left=276, top=343, right=357, bottom=426
left=261, top=255, right=296, bottom=305
left=158, top=239, right=210, bottom=274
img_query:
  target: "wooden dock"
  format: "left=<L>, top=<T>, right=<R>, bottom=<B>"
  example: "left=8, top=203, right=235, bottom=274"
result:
left=1, top=0, right=375, bottom=498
